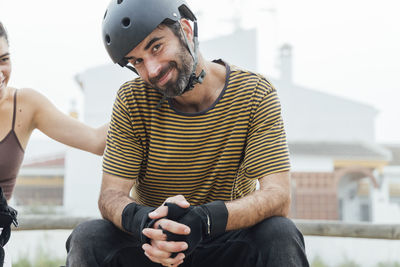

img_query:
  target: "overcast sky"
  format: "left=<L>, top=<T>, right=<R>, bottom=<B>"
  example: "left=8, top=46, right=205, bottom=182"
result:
left=1, top=0, right=399, bottom=143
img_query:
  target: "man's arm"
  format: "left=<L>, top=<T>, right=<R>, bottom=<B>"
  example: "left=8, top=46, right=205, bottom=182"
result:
left=225, top=171, right=291, bottom=231
left=98, top=172, right=136, bottom=229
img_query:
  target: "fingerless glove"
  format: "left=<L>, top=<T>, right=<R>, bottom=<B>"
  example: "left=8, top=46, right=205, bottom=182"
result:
left=162, top=201, right=228, bottom=256
left=121, top=202, right=156, bottom=244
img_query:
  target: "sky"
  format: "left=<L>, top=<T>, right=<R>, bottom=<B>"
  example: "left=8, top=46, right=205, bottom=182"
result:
left=1, top=0, right=399, bottom=143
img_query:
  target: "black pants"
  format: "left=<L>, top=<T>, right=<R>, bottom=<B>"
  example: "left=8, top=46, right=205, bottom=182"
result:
left=65, top=216, right=309, bottom=267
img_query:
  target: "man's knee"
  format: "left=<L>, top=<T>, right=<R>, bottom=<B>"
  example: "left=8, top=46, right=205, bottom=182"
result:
left=247, top=216, right=308, bottom=266
left=66, top=219, right=126, bottom=267
left=67, top=219, right=112, bottom=252
left=249, top=216, right=304, bottom=247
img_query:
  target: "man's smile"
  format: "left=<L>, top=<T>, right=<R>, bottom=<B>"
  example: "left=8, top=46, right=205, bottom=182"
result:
left=157, top=67, right=173, bottom=87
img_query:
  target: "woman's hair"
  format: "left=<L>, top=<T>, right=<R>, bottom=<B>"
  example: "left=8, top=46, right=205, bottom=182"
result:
left=0, top=21, right=9, bottom=44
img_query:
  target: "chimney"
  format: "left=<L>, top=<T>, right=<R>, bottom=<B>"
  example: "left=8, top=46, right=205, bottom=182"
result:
left=279, top=44, right=293, bottom=84
left=69, top=98, right=79, bottom=119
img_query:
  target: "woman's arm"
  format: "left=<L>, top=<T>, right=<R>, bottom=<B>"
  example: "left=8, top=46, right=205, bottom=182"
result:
left=26, top=88, right=108, bottom=155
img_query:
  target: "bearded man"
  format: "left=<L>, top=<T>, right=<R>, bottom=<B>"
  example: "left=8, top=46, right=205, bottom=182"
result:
left=65, top=0, right=309, bottom=266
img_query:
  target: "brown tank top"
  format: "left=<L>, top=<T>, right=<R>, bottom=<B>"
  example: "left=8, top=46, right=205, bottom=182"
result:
left=0, top=90, right=24, bottom=199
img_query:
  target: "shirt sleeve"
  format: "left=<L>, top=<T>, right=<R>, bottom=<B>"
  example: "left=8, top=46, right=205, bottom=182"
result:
left=237, top=78, right=290, bottom=180
left=102, top=86, right=144, bottom=179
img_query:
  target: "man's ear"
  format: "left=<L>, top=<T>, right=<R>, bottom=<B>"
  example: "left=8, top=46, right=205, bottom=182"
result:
left=180, top=19, right=194, bottom=43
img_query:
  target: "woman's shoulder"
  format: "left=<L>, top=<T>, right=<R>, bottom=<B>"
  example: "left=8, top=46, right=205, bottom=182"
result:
left=11, top=88, right=55, bottom=115
left=16, top=88, right=49, bottom=103
left=17, top=87, right=41, bottom=97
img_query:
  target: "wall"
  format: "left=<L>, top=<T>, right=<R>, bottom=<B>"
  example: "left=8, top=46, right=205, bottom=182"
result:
left=64, top=64, right=133, bottom=216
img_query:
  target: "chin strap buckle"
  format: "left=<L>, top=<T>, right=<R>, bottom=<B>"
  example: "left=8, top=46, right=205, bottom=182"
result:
left=197, top=70, right=206, bottom=84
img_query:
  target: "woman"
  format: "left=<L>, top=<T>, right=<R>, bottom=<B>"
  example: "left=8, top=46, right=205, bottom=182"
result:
left=0, top=21, right=107, bottom=266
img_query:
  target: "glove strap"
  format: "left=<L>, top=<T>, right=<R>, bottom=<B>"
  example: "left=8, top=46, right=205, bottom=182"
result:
left=202, top=201, right=228, bottom=237
left=121, top=202, right=155, bottom=243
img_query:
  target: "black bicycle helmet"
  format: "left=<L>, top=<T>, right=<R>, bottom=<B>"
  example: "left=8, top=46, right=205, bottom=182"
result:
left=102, top=0, right=206, bottom=98
left=103, top=0, right=196, bottom=68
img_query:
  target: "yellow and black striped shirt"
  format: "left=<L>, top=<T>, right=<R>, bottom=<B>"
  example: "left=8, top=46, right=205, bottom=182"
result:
left=103, top=62, right=290, bottom=207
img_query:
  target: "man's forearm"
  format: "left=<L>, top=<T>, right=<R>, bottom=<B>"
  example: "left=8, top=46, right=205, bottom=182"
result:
left=225, top=172, right=291, bottom=231
left=98, top=189, right=135, bottom=230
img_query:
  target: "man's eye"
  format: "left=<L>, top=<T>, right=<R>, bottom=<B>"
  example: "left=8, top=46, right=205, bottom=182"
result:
left=152, top=44, right=161, bottom=52
left=1, top=57, right=9, bottom=62
left=133, top=58, right=143, bottom=66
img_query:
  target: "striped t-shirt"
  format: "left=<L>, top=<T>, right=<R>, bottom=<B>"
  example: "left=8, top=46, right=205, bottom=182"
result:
left=103, top=62, right=290, bottom=207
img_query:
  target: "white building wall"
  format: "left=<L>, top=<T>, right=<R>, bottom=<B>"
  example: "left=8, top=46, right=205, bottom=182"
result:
left=64, top=64, right=134, bottom=216
left=371, top=166, right=400, bottom=223
left=290, top=155, right=334, bottom=172
left=337, top=181, right=370, bottom=222
left=201, top=28, right=257, bottom=72
left=78, top=64, right=135, bottom=125
left=64, top=148, right=103, bottom=216
left=277, top=85, right=377, bottom=143
left=201, top=29, right=378, bottom=144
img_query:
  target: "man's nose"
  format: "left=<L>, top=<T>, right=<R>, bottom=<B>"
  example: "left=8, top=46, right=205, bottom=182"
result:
left=145, top=59, right=162, bottom=79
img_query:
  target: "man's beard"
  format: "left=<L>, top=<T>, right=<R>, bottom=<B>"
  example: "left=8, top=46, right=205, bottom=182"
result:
left=149, top=44, right=193, bottom=98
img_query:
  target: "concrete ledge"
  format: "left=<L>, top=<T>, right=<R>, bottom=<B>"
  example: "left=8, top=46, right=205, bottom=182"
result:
left=12, top=215, right=400, bottom=240
left=294, top=219, right=400, bottom=240
left=12, top=215, right=96, bottom=231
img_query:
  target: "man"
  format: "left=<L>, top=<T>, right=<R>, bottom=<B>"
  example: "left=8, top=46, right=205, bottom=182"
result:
left=66, top=0, right=309, bottom=266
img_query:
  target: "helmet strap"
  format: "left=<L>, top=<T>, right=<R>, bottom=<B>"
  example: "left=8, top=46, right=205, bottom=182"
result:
left=178, top=20, right=206, bottom=95
left=125, top=65, right=138, bottom=75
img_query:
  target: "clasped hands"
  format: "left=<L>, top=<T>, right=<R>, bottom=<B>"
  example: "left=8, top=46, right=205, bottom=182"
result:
left=142, top=195, right=193, bottom=267
left=121, top=195, right=228, bottom=267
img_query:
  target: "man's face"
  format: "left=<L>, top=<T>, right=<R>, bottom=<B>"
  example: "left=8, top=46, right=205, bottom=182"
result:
left=124, top=24, right=193, bottom=97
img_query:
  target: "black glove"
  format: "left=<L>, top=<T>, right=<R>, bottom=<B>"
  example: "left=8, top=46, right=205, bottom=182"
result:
left=0, top=186, right=18, bottom=262
left=161, top=201, right=228, bottom=256
left=121, top=202, right=156, bottom=244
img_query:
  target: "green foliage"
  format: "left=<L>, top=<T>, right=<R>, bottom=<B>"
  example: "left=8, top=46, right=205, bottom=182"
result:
left=334, top=254, right=361, bottom=267
left=376, top=262, right=400, bottom=267
left=310, top=254, right=400, bottom=267
left=12, top=255, right=30, bottom=267
left=336, top=261, right=361, bottom=267
left=311, top=255, right=330, bottom=267
left=12, top=245, right=65, bottom=267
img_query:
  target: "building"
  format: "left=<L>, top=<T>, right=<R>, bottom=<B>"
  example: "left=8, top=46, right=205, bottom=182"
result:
left=15, top=155, right=64, bottom=206
left=13, top=138, right=66, bottom=213
left=269, top=44, right=394, bottom=222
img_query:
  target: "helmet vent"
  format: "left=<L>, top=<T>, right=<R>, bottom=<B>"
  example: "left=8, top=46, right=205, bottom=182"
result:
left=122, top=17, right=131, bottom=28
left=117, top=0, right=123, bottom=4
left=105, top=34, right=111, bottom=45
left=103, top=10, right=107, bottom=20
